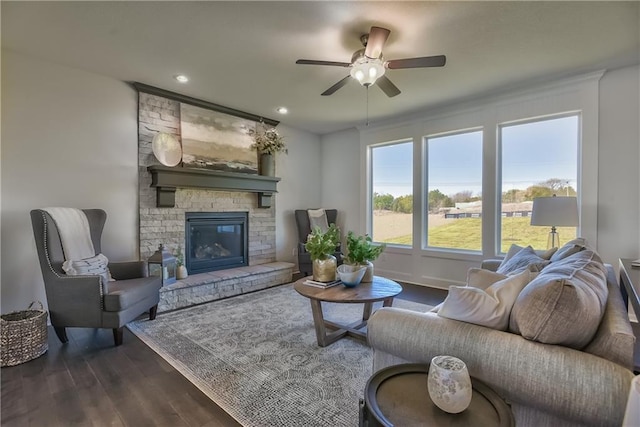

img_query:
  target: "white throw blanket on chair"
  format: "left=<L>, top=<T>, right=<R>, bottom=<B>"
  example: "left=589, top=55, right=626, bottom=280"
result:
left=43, top=207, right=95, bottom=261
left=307, top=208, right=329, bottom=232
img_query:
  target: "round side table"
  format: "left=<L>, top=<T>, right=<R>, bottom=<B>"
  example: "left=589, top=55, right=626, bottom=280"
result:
left=360, top=363, right=514, bottom=427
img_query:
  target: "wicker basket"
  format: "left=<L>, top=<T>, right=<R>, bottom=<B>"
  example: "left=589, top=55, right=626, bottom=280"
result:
left=1, top=302, right=48, bottom=367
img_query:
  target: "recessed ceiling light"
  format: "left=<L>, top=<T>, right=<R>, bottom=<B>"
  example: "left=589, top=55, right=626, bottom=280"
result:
left=276, top=107, right=288, bottom=114
left=174, top=74, right=189, bottom=83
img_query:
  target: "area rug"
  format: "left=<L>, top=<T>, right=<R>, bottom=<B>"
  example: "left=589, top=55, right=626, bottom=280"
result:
left=128, top=283, right=430, bottom=427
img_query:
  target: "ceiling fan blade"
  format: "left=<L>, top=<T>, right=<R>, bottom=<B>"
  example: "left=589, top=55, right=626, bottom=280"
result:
left=364, top=26, right=390, bottom=59
left=376, top=75, right=401, bottom=98
left=386, top=55, right=446, bottom=69
left=296, top=59, right=351, bottom=67
left=321, top=76, right=351, bottom=96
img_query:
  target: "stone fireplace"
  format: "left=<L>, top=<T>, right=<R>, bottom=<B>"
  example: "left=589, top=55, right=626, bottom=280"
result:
left=136, top=88, right=293, bottom=312
left=137, top=91, right=277, bottom=264
left=138, top=188, right=275, bottom=267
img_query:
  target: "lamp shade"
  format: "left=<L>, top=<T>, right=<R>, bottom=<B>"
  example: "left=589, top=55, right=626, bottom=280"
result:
left=530, top=196, right=579, bottom=227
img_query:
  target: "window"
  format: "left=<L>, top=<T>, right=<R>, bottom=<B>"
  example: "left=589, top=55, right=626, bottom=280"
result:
left=425, top=130, right=483, bottom=251
left=499, top=115, right=579, bottom=252
left=370, top=141, right=413, bottom=246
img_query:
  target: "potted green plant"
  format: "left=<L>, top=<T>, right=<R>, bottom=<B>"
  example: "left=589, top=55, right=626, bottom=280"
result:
left=304, top=223, right=340, bottom=282
left=343, top=231, right=386, bottom=282
left=250, top=123, right=287, bottom=177
left=175, top=245, right=188, bottom=279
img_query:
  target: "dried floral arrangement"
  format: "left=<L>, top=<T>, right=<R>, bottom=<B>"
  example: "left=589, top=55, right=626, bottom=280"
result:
left=250, top=124, right=287, bottom=155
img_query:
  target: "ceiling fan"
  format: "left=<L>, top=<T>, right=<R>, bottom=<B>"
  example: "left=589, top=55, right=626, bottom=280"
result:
left=296, top=26, right=446, bottom=98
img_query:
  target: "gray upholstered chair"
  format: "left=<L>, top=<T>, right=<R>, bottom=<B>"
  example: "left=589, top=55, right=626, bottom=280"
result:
left=30, top=209, right=162, bottom=346
left=294, top=209, right=342, bottom=276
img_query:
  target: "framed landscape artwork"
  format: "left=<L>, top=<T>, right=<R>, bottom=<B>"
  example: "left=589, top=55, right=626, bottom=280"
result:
left=180, top=103, right=258, bottom=174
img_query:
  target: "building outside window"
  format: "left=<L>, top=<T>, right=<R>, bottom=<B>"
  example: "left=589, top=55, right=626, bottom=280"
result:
left=499, top=114, right=579, bottom=252
left=425, top=130, right=483, bottom=251
left=370, top=141, right=413, bottom=246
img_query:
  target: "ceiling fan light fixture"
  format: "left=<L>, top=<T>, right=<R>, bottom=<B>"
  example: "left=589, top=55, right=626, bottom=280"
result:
left=350, top=59, right=385, bottom=87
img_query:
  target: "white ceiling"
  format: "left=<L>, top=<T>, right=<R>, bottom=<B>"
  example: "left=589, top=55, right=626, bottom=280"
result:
left=2, top=1, right=639, bottom=134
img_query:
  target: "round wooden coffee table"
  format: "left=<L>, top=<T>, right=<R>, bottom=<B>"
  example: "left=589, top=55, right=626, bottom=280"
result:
left=294, top=276, right=403, bottom=347
left=360, top=363, right=514, bottom=427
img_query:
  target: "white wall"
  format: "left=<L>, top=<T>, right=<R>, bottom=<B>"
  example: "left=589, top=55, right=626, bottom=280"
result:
left=320, top=128, right=360, bottom=243
left=274, top=124, right=322, bottom=266
left=322, top=66, right=640, bottom=287
left=597, top=65, right=640, bottom=262
left=1, top=50, right=321, bottom=312
left=1, top=49, right=139, bottom=313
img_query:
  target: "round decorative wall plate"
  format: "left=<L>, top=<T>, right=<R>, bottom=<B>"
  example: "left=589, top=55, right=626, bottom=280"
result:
left=152, top=132, right=182, bottom=167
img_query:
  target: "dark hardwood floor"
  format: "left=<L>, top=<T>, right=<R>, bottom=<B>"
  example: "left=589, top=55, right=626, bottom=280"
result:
left=1, top=282, right=446, bottom=427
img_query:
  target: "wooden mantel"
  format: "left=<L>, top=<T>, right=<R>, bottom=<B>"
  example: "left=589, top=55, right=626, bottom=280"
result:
left=147, top=165, right=280, bottom=208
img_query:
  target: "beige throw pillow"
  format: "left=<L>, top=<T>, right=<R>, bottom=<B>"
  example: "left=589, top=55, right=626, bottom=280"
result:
left=466, top=268, right=507, bottom=290
left=437, top=269, right=534, bottom=330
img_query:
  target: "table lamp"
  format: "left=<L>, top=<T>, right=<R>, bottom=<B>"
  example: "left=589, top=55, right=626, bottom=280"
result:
left=530, top=195, right=578, bottom=249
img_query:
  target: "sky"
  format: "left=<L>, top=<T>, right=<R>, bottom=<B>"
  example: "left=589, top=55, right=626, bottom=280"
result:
left=372, top=115, right=579, bottom=198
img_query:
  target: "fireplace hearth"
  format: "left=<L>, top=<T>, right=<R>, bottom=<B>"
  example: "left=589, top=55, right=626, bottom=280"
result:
left=185, top=212, right=248, bottom=274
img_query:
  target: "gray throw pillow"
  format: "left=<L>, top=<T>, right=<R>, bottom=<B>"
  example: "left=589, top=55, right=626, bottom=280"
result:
left=496, top=246, right=549, bottom=276
left=549, top=237, right=588, bottom=262
left=503, top=244, right=557, bottom=262
left=509, top=250, right=608, bottom=349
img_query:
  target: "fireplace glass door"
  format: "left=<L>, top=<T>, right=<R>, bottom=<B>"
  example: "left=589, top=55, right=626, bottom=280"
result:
left=185, top=212, right=248, bottom=274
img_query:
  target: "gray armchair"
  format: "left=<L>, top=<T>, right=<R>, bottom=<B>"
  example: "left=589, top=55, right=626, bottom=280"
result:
left=30, top=209, right=162, bottom=346
left=294, top=209, right=342, bottom=275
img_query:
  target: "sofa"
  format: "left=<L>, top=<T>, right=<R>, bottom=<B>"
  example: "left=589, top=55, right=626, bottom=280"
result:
left=367, top=241, right=636, bottom=426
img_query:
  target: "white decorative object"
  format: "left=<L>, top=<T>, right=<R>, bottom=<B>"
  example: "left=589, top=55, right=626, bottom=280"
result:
left=428, top=355, right=472, bottom=414
left=361, top=260, right=374, bottom=282
left=337, top=264, right=366, bottom=287
left=152, top=132, right=182, bottom=167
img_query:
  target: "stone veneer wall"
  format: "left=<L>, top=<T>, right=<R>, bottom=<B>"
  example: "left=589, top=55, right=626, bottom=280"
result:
left=137, top=93, right=276, bottom=264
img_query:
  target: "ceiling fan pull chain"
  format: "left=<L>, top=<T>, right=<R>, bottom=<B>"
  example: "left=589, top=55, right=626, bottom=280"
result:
left=366, top=86, right=370, bottom=126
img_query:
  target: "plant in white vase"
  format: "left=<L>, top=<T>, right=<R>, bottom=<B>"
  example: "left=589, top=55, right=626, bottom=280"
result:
left=343, top=231, right=386, bottom=282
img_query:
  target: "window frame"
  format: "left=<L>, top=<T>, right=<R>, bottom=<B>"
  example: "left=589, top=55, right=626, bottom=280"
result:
left=367, top=138, right=414, bottom=248
left=496, top=112, right=581, bottom=255
left=359, top=71, right=601, bottom=274
left=422, top=127, right=484, bottom=253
